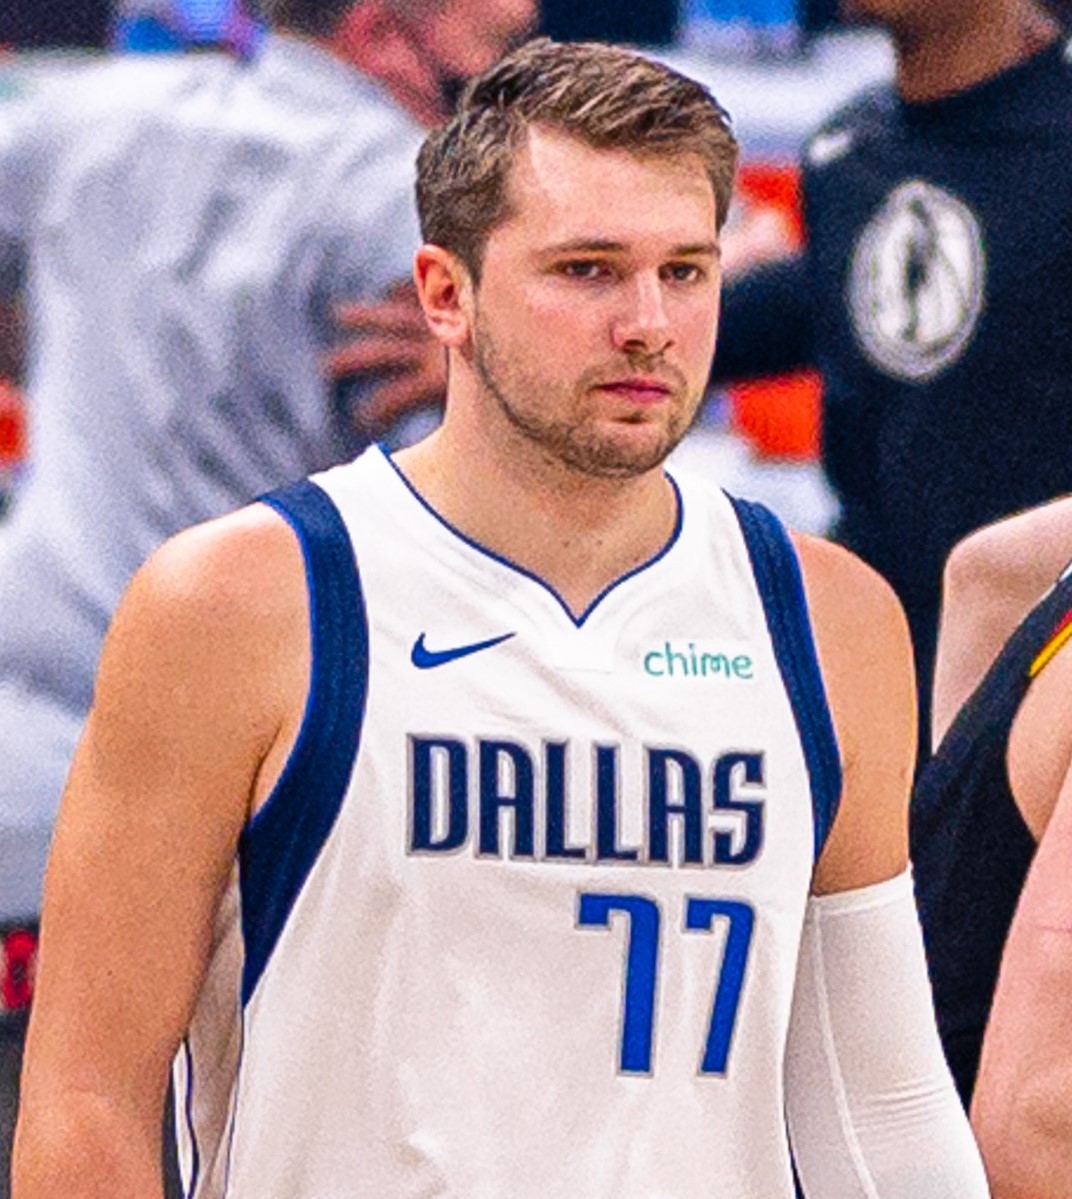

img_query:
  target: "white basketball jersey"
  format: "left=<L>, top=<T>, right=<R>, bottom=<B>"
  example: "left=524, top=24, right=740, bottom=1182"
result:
left=175, top=446, right=841, bottom=1199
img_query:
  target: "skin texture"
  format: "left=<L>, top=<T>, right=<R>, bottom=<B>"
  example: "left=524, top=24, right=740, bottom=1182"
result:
left=329, top=0, right=537, bottom=126
left=838, top=0, right=1059, bottom=102
left=935, top=502, right=1072, bottom=1197
left=12, top=128, right=915, bottom=1199
left=322, top=0, right=538, bottom=427
left=932, top=495, right=1072, bottom=748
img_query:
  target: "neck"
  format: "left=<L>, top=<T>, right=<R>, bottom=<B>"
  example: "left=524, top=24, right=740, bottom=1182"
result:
left=314, top=6, right=447, bottom=126
left=393, top=413, right=680, bottom=620
left=894, top=3, right=1060, bottom=103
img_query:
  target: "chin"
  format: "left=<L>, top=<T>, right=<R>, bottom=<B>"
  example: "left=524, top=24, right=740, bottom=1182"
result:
left=565, top=422, right=683, bottom=479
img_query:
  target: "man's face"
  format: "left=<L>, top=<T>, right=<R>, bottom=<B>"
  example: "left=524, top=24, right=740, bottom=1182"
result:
left=421, top=0, right=538, bottom=83
left=464, top=128, right=722, bottom=479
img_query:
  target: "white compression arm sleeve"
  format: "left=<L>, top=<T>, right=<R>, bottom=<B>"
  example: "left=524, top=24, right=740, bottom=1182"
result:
left=786, top=870, right=991, bottom=1198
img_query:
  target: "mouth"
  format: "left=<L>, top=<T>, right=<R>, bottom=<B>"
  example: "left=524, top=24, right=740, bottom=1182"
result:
left=594, top=378, right=675, bottom=405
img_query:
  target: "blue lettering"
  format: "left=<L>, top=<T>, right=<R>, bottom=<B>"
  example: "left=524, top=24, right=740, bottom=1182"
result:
left=545, top=741, right=587, bottom=860
left=478, top=740, right=536, bottom=858
left=648, top=748, right=704, bottom=865
left=712, top=752, right=765, bottom=866
left=596, top=744, right=639, bottom=862
left=410, top=737, right=468, bottom=853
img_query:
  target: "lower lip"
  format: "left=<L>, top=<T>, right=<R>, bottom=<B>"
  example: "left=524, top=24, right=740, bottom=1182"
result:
left=596, top=384, right=673, bottom=405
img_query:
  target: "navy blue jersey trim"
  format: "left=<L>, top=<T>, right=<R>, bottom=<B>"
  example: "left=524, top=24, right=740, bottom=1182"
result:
left=182, top=1038, right=200, bottom=1199
left=728, top=496, right=841, bottom=859
left=238, top=480, right=368, bottom=1005
left=379, top=444, right=683, bottom=627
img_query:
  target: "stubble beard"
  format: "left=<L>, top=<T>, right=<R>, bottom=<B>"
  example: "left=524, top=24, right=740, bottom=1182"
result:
left=471, top=313, right=695, bottom=480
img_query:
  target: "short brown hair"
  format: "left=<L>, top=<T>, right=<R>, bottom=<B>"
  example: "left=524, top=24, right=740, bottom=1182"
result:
left=416, top=38, right=739, bottom=280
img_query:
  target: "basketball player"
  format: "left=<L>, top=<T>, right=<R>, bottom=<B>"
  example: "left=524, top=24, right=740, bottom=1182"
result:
left=911, top=496, right=1072, bottom=1194
left=0, top=0, right=534, bottom=1192
left=13, top=40, right=988, bottom=1199
left=711, top=0, right=1072, bottom=756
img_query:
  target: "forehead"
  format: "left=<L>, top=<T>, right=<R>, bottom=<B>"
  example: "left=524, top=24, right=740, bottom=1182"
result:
left=491, top=126, right=719, bottom=255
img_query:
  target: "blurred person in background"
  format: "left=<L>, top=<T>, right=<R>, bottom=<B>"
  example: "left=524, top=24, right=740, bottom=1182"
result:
left=539, top=0, right=678, bottom=45
left=112, top=0, right=262, bottom=54
left=0, top=0, right=534, bottom=1190
left=0, top=0, right=110, bottom=50
left=911, top=495, right=1072, bottom=1195
left=711, top=0, right=1072, bottom=755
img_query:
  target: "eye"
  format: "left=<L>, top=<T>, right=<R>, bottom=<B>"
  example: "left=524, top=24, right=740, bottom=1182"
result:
left=557, top=260, right=614, bottom=281
left=662, top=262, right=706, bottom=284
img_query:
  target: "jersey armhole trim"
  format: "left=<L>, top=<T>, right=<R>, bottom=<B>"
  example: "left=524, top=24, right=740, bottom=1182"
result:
left=237, top=479, right=368, bottom=1006
left=183, top=1038, right=200, bottom=1199
left=727, top=495, right=842, bottom=859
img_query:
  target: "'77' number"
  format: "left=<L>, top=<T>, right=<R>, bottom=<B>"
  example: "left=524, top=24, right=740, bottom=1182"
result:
left=578, top=892, right=754, bottom=1076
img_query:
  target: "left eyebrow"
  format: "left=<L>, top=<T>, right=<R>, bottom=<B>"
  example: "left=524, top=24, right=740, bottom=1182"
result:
left=670, top=242, right=721, bottom=259
left=539, top=238, right=721, bottom=258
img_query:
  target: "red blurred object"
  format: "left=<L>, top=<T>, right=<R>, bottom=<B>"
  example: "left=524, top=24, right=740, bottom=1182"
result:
left=728, top=162, right=821, bottom=462
left=1, top=926, right=37, bottom=1014
left=0, top=376, right=27, bottom=472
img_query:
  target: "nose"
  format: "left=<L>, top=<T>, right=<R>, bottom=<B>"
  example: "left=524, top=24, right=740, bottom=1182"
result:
left=611, top=273, right=674, bottom=358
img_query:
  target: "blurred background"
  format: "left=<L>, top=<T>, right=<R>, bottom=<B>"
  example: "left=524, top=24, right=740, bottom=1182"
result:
left=0, top=0, right=895, bottom=535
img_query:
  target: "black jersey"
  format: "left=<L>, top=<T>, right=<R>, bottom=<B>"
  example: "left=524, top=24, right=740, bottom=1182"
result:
left=717, top=38, right=1072, bottom=737
left=911, top=567, right=1072, bottom=1106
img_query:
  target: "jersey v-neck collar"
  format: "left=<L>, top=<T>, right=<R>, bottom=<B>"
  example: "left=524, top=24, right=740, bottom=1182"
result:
left=374, top=443, right=685, bottom=629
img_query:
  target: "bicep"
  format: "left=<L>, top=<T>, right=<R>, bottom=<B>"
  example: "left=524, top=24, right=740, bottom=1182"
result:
left=933, top=496, right=1072, bottom=745
left=21, top=516, right=300, bottom=1114
left=795, top=535, right=916, bottom=894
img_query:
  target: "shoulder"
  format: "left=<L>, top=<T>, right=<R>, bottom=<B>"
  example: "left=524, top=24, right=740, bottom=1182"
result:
left=944, top=497, right=1072, bottom=606
left=130, top=500, right=305, bottom=620
left=80, top=500, right=314, bottom=827
left=793, top=532, right=910, bottom=658
left=792, top=536, right=915, bottom=782
left=933, top=499, right=1072, bottom=742
left=106, top=501, right=309, bottom=719
left=66, top=53, right=220, bottom=123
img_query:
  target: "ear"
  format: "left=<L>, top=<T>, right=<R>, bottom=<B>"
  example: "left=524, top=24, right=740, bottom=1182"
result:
left=414, top=245, right=474, bottom=349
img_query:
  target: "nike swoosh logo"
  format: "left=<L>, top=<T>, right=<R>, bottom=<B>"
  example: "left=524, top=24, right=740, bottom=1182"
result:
left=806, top=129, right=854, bottom=168
left=411, top=631, right=516, bottom=669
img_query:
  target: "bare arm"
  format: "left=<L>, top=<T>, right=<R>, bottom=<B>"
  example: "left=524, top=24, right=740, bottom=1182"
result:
left=794, top=533, right=915, bottom=894
left=786, top=535, right=989, bottom=1197
left=11, top=506, right=308, bottom=1199
left=933, top=495, right=1072, bottom=746
left=972, top=649, right=1072, bottom=1198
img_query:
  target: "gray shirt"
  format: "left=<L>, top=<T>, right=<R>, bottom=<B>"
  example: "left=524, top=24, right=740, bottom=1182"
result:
left=0, top=36, right=424, bottom=918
